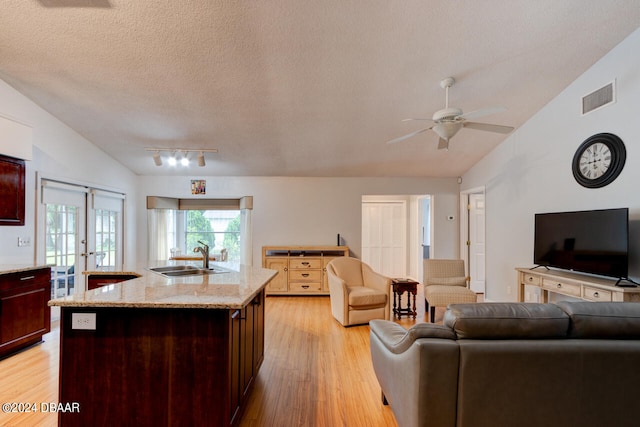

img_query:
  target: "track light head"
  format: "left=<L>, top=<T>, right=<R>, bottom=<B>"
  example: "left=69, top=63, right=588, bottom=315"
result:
left=152, top=152, right=162, bottom=166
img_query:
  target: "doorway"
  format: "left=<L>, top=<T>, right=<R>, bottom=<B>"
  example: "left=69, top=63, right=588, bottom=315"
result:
left=361, top=195, right=431, bottom=281
left=460, top=188, right=486, bottom=294
left=38, top=177, right=125, bottom=318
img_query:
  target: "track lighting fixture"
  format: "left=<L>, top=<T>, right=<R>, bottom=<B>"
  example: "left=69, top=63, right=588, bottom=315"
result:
left=145, top=147, right=217, bottom=167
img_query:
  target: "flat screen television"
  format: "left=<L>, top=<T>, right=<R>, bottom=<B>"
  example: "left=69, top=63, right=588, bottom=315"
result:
left=533, top=208, right=628, bottom=279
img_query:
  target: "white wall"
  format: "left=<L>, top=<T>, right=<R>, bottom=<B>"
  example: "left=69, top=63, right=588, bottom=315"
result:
left=0, top=79, right=138, bottom=267
left=462, top=27, right=640, bottom=301
left=136, top=176, right=460, bottom=269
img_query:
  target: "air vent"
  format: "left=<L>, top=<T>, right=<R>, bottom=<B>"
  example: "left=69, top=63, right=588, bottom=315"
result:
left=582, top=81, right=615, bottom=115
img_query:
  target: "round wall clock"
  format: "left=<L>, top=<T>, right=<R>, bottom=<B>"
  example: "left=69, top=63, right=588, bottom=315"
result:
left=572, top=133, right=626, bottom=188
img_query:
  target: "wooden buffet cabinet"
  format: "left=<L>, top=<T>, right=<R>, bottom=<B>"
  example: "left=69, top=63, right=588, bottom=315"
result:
left=516, top=267, right=640, bottom=303
left=0, top=266, right=51, bottom=358
left=262, top=246, right=349, bottom=295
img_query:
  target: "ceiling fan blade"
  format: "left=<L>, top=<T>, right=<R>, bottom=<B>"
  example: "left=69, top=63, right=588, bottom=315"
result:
left=401, top=118, right=433, bottom=122
left=463, top=121, right=514, bottom=134
left=460, top=106, right=506, bottom=121
left=385, top=126, right=433, bottom=144
left=437, top=137, right=449, bottom=150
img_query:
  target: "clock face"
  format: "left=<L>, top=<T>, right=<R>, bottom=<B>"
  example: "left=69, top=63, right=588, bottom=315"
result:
left=572, top=133, right=625, bottom=189
left=578, top=142, right=611, bottom=180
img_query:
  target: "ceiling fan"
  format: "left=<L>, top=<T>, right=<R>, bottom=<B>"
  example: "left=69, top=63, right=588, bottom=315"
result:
left=386, top=77, right=514, bottom=150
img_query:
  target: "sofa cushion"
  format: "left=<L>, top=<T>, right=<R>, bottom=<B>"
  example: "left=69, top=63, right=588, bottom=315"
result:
left=370, top=319, right=457, bottom=354
left=444, top=303, right=569, bottom=339
left=556, top=301, right=640, bottom=339
left=348, top=286, right=387, bottom=308
left=427, top=276, right=467, bottom=286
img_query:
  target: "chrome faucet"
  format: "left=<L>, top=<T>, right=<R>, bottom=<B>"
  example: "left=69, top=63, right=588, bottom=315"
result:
left=193, top=241, right=210, bottom=269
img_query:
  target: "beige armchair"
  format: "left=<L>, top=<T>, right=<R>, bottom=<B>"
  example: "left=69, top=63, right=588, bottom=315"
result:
left=326, top=257, right=391, bottom=327
left=423, top=259, right=477, bottom=323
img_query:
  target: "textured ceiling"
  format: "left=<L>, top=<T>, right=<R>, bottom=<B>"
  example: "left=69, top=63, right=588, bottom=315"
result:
left=1, top=1, right=639, bottom=177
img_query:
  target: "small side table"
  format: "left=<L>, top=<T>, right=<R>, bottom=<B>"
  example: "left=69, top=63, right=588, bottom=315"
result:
left=392, top=278, right=419, bottom=319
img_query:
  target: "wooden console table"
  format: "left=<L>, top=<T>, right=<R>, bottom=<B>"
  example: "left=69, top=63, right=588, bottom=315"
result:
left=516, top=267, right=640, bottom=302
left=392, top=278, right=419, bottom=318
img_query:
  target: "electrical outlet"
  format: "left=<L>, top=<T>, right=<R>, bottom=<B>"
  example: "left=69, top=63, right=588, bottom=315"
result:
left=72, top=313, right=97, bottom=330
left=17, top=237, right=31, bottom=247
left=506, top=286, right=512, bottom=295
left=525, top=291, right=531, bottom=302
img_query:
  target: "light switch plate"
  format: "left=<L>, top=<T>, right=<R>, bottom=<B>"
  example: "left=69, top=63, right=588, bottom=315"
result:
left=71, top=313, right=97, bottom=330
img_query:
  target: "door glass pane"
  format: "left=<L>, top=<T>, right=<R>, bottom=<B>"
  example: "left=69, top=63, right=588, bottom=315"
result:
left=95, top=208, right=118, bottom=271
left=46, top=204, right=78, bottom=298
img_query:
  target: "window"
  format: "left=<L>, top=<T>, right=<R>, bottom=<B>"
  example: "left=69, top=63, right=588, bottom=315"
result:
left=161, top=210, right=241, bottom=262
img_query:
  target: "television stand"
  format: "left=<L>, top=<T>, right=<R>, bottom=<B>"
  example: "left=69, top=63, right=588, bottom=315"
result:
left=517, top=268, right=640, bottom=302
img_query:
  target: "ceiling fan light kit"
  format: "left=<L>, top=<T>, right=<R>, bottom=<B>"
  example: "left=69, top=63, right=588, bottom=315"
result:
left=386, top=76, right=514, bottom=149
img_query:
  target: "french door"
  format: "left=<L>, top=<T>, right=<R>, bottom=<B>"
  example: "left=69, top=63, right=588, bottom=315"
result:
left=39, top=178, right=124, bottom=302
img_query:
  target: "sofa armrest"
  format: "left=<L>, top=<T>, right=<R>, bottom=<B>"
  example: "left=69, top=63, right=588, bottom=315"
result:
left=370, top=321, right=460, bottom=427
left=370, top=320, right=456, bottom=354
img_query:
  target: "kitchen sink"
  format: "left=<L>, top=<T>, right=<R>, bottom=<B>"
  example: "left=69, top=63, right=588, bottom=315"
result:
left=150, top=265, right=200, bottom=273
left=149, top=266, right=228, bottom=277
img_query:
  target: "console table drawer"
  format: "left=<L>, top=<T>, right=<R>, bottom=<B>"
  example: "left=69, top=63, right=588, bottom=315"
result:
left=289, top=270, right=322, bottom=282
left=290, top=258, right=322, bottom=269
left=583, top=286, right=612, bottom=302
left=542, top=279, right=581, bottom=297
left=289, top=282, right=322, bottom=292
left=521, top=273, right=541, bottom=286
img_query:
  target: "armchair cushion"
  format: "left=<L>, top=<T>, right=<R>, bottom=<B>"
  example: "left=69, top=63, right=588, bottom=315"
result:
left=424, top=285, right=476, bottom=307
left=348, top=286, right=387, bottom=308
left=427, top=276, right=467, bottom=287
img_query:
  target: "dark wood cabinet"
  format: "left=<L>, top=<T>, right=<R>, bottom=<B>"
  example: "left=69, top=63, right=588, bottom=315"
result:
left=0, top=267, right=51, bottom=358
left=86, top=273, right=140, bottom=290
left=229, top=290, right=265, bottom=424
left=0, top=154, right=25, bottom=226
left=58, top=288, right=266, bottom=426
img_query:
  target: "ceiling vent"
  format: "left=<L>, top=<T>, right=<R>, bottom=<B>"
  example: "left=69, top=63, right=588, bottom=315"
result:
left=582, top=81, right=615, bottom=115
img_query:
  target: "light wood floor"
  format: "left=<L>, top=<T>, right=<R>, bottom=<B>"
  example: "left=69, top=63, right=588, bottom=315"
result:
left=0, top=285, right=442, bottom=426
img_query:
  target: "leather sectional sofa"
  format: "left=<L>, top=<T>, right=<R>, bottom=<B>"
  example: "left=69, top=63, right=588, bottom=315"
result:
left=370, top=301, right=640, bottom=427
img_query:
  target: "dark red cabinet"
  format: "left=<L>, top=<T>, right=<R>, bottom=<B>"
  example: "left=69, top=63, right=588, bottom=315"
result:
left=0, top=267, right=51, bottom=358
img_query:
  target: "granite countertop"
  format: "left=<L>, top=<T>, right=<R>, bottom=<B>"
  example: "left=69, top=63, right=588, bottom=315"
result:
left=48, top=261, right=277, bottom=310
left=0, top=264, right=53, bottom=275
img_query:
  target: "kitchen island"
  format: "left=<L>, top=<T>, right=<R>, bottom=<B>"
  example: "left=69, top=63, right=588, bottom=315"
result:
left=49, top=262, right=277, bottom=427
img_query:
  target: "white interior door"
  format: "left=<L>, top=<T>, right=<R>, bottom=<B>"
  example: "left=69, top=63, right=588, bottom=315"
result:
left=468, top=193, right=486, bottom=293
left=362, top=201, right=407, bottom=278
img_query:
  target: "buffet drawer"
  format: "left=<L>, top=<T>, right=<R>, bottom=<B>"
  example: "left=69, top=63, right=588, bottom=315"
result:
left=289, top=270, right=322, bottom=282
left=542, top=279, right=581, bottom=297
left=582, top=286, right=612, bottom=302
left=521, top=273, right=541, bottom=286
left=289, top=258, right=322, bottom=269
left=289, top=282, right=323, bottom=292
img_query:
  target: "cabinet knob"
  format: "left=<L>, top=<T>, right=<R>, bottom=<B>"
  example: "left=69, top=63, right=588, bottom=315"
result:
left=593, top=292, right=599, bottom=298
left=556, top=283, right=562, bottom=288
left=302, top=273, right=309, bottom=277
